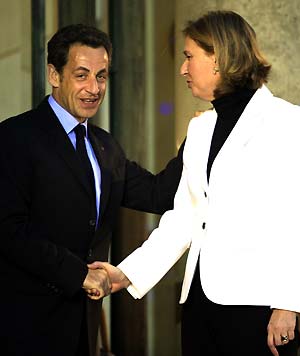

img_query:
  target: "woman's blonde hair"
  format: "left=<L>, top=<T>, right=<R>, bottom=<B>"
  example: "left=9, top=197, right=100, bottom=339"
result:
left=183, top=10, right=271, bottom=97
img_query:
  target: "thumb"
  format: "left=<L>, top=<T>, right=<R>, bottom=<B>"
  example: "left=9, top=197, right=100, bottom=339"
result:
left=87, top=261, right=106, bottom=270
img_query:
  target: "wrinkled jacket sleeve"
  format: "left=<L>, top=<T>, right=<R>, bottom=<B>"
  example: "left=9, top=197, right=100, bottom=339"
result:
left=118, top=159, right=193, bottom=299
left=121, top=140, right=185, bottom=215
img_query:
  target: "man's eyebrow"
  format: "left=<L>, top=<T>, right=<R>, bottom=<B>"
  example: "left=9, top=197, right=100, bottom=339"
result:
left=73, top=67, right=108, bottom=75
left=97, top=68, right=108, bottom=75
left=74, top=66, right=89, bottom=72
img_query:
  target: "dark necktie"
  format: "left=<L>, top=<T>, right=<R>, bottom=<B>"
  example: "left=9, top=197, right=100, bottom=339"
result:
left=74, top=124, right=96, bottom=199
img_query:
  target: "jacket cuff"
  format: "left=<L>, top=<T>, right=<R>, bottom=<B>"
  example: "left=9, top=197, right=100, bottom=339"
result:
left=55, top=251, right=88, bottom=297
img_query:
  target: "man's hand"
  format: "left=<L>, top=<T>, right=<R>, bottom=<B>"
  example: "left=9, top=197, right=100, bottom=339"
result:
left=82, top=268, right=111, bottom=300
left=267, top=309, right=297, bottom=356
left=88, top=261, right=131, bottom=293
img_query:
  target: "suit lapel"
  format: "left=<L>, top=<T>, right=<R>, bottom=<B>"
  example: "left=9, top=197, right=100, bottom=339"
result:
left=209, top=86, right=271, bottom=179
left=88, top=127, right=112, bottom=223
left=187, top=110, right=217, bottom=195
left=200, top=111, right=217, bottom=190
left=33, top=98, right=94, bottom=200
left=50, top=128, right=95, bottom=199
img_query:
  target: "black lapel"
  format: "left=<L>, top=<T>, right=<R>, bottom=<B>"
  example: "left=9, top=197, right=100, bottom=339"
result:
left=33, top=97, right=94, bottom=200
left=88, top=127, right=112, bottom=223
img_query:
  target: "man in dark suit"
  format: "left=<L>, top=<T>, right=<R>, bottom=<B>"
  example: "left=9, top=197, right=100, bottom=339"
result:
left=0, top=24, right=183, bottom=356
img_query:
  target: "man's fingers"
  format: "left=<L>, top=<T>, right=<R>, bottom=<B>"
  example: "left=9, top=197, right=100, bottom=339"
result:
left=83, top=287, right=101, bottom=296
left=85, top=287, right=104, bottom=300
left=87, top=293, right=102, bottom=300
left=87, top=261, right=105, bottom=269
left=82, top=268, right=111, bottom=299
left=89, top=288, right=101, bottom=297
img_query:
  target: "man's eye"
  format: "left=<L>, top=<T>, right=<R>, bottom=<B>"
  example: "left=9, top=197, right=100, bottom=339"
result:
left=97, top=75, right=107, bottom=82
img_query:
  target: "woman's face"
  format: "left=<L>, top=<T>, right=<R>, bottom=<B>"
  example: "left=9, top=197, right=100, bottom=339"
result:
left=180, top=36, right=220, bottom=101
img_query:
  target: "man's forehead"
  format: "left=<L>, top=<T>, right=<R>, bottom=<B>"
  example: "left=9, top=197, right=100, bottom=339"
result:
left=68, top=44, right=108, bottom=56
left=66, top=45, right=109, bottom=68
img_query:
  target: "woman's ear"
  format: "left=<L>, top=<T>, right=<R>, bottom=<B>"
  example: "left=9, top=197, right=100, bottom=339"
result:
left=212, top=57, right=219, bottom=75
left=47, top=64, right=60, bottom=88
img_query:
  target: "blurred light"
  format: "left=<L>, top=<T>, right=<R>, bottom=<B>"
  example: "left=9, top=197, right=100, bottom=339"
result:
left=159, top=102, right=173, bottom=116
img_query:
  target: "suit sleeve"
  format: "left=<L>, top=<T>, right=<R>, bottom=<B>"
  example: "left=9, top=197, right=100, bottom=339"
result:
left=122, top=139, right=185, bottom=214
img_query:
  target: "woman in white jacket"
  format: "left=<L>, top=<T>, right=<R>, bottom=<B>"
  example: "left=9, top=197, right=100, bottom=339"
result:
left=90, top=10, right=300, bottom=356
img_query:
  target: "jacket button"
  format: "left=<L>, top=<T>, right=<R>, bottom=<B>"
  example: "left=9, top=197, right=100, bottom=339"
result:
left=89, top=219, right=96, bottom=227
left=88, top=249, right=92, bottom=257
left=202, top=222, right=206, bottom=229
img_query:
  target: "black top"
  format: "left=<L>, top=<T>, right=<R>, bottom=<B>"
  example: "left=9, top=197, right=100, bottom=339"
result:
left=207, top=88, right=256, bottom=180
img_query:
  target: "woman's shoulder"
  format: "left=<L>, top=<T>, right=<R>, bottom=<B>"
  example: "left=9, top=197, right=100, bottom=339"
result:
left=188, top=108, right=216, bottom=131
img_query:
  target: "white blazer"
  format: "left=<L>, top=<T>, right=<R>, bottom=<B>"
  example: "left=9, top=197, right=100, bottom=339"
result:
left=119, top=85, right=300, bottom=312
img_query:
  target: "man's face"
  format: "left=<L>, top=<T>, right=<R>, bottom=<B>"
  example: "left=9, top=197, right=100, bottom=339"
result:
left=48, top=44, right=109, bottom=122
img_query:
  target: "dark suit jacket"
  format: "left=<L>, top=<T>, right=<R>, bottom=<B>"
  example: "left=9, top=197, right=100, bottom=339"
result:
left=0, top=97, right=183, bottom=356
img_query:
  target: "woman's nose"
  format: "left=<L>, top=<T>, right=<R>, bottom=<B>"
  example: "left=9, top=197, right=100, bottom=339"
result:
left=180, top=60, right=188, bottom=76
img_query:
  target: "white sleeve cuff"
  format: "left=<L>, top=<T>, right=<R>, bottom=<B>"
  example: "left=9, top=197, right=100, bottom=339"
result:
left=126, top=284, right=143, bottom=299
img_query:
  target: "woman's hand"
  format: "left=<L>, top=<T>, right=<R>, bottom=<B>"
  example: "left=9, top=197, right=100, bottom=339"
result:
left=267, top=309, right=297, bottom=356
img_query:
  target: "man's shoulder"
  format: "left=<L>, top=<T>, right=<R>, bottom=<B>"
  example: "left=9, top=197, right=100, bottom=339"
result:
left=0, top=102, right=49, bottom=150
left=88, top=123, right=110, bottom=137
left=0, top=97, right=50, bottom=130
left=88, top=123, right=126, bottom=157
left=89, top=123, right=118, bottom=145
left=0, top=109, right=33, bottom=133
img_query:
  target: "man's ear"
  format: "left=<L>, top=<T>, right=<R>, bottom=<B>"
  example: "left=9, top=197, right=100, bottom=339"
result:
left=47, top=64, right=60, bottom=88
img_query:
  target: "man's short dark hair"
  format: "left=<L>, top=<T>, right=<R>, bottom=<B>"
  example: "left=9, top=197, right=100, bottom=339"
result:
left=47, top=24, right=112, bottom=73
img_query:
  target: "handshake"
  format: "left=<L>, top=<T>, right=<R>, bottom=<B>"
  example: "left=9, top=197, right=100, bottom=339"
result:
left=82, top=262, right=131, bottom=300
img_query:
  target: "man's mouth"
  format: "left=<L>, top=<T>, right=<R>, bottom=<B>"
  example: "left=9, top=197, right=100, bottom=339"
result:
left=81, top=98, right=98, bottom=103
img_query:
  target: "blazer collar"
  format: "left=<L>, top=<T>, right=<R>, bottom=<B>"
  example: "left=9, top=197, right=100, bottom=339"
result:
left=208, top=85, right=273, bottom=182
left=219, top=85, right=272, bottom=149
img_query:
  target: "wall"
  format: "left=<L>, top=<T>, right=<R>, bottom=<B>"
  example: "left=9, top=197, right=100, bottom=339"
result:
left=0, top=0, right=58, bottom=122
left=0, top=0, right=31, bottom=120
left=174, top=0, right=300, bottom=145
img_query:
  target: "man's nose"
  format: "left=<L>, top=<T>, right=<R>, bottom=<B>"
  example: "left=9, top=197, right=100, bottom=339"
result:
left=86, top=77, right=100, bottom=94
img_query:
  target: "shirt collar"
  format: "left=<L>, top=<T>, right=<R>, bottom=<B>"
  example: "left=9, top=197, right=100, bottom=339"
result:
left=48, top=95, right=88, bottom=135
